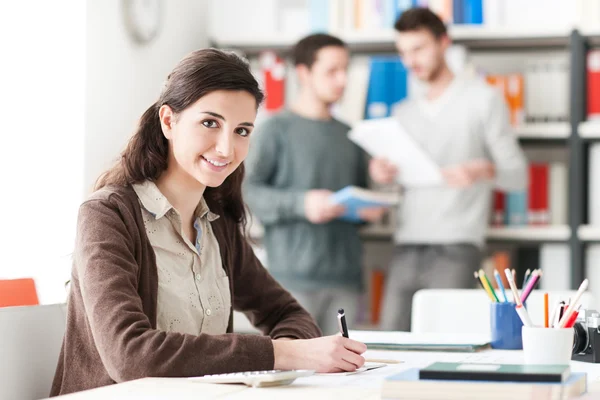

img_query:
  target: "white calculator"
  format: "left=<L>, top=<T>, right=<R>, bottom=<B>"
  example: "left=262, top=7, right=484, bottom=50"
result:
left=189, top=369, right=315, bottom=388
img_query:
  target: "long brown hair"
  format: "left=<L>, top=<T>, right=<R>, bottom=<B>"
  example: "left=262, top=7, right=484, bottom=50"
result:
left=95, top=49, right=264, bottom=225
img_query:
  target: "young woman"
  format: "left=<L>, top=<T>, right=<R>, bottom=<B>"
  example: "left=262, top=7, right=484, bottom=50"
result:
left=50, top=49, right=366, bottom=396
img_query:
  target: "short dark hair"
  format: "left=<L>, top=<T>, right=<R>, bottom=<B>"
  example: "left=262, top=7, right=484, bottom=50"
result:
left=292, top=33, right=347, bottom=68
left=394, top=7, right=448, bottom=39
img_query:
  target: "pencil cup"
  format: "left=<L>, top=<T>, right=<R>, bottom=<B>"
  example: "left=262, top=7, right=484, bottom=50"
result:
left=490, top=302, right=523, bottom=350
left=522, top=327, right=573, bottom=365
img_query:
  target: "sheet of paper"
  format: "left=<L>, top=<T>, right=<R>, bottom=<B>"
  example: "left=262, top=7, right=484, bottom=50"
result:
left=315, top=362, right=387, bottom=376
left=348, top=117, right=444, bottom=187
left=349, top=330, right=490, bottom=346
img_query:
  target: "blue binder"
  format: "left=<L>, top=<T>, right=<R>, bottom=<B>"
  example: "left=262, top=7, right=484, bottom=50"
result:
left=463, top=0, right=483, bottom=24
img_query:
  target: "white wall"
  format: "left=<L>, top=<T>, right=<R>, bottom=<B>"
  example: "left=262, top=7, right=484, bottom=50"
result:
left=0, top=0, right=209, bottom=305
left=0, top=0, right=86, bottom=304
left=85, top=0, right=209, bottom=193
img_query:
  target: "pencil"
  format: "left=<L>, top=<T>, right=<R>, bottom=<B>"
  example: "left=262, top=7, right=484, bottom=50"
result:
left=522, top=269, right=531, bottom=290
left=505, top=268, right=522, bottom=307
left=365, top=358, right=402, bottom=364
left=475, top=271, right=495, bottom=302
left=493, top=270, right=508, bottom=302
left=479, top=269, right=500, bottom=303
left=544, top=293, right=549, bottom=328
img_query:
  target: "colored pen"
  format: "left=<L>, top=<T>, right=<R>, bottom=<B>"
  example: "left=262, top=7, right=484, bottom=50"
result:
left=558, top=279, right=589, bottom=328
left=520, top=270, right=540, bottom=304
left=493, top=270, right=508, bottom=303
left=522, top=269, right=531, bottom=289
left=516, top=304, right=534, bottom=327
left=337, top=308, right=349, bottom=338
left=558, top=301, right=566, bottom=321
left=565, top=310, right=580, bottom=329
left=479, top=269, right=500, bottom=302
left=550, top=301, right=563, bottom=328
left=504, top=268, right=522, bottom=306
left=544, top=293, right=549, bottom=328
left=475, top=271, right=494, bottom=301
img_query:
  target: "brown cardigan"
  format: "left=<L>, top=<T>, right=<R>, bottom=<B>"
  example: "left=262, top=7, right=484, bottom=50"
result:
left=50, top=185, right=321, bottom=396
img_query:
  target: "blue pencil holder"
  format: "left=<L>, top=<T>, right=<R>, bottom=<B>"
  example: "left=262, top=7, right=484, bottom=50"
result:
left=490, top=302, right=523, bottom=350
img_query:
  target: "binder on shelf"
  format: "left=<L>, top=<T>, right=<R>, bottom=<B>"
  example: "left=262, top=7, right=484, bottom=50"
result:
left=588, top=50, right=600, bottom=119
left=463, top=0, right=483, bottom=24
left=528, top=164, right=549, bottom=225
left=365, top=57, right=391, bottom=119
left=507, top=191, right=528, bottom=226
left=549, top=163, right=567, bottom=225
left=259, top=52, right=285, bottom=114
left=365, top=57, right=408, bottom=119
left=589, top=143, right=600, bottom=225
left=506, top=74, right=525, bottom=126
left=309, top=0, right=329, bottom=32
left=492, top=191, right=506, bottom=226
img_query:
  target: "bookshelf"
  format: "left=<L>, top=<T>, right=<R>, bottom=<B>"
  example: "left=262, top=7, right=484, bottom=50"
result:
left=217, top=28, right=593, bottom=290
left=578, top=225, right=600, bottom=241
left=578, top=120, right=600, bottom=139
left=211, top=27, right=573, bottom=56
left=514, top=123, right=570, bottom=140
left=487, top=225, right=570, bottom=242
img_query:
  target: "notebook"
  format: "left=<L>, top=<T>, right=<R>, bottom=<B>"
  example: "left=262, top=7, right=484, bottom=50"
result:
left=419, top=362, right=571, bottom=383
left=349, top=330, right=490, bottom=353
left=330, top=186, right=400, bottom=222
left=382, top=369, right=586, bottom=400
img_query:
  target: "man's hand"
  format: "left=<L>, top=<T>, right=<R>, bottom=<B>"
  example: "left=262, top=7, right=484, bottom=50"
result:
left=441, top=159, right=495, bottom=188
left=304, top=190, right=345, bottom=224
left=358, top=207, right=387, bottom=222
left=369, top=158, right=398, bottom=185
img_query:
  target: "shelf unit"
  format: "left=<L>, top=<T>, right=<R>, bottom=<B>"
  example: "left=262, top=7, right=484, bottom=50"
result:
left=578, top=120, right=600, bottom=139
left=216, top=28, right=596, bottom=290
left=211, top=26, right=574, bottom=55
left=514, top=123, right=570, bottom=140
left=486, top=225, right=570, bottom=242
left=578, top=225, right=600, bottom=241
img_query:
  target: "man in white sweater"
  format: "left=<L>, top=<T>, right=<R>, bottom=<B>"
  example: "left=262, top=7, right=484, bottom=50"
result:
left=370, top=8, right=528, bottom=331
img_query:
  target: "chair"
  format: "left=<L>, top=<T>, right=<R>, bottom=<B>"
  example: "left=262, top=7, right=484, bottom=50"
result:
left=0, top=304, right=66, bottom=400
left=411, top=289, right=596, bottom=335
left=0, top=278, right=39, bottom=307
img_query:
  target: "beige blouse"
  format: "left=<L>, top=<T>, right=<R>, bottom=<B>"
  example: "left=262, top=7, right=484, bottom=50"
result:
left=132, top=181, right=231, bottom=335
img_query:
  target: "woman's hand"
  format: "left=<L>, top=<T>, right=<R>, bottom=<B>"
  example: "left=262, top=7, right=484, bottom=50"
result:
left=273, top=335, right=367, bottom=373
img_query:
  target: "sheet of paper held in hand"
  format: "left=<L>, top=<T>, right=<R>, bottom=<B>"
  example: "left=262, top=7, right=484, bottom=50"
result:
left=349, top=117, right=444, bottom=187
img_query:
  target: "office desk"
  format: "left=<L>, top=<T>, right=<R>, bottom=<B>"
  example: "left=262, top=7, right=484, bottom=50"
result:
left=45, top=349, right=600, bottom=400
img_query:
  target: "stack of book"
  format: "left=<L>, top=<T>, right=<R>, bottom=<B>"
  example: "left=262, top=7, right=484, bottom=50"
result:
left=382, top=362, right=586, bottom=399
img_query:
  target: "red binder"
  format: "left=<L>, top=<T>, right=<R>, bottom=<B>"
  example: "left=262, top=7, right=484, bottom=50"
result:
left=588, top=50, right=600, bottom=119
left=528, top=164, right=549, bottom=225
left=260, top=51, right=286, bottom=113
left=492, top=190, right=506, bottom=226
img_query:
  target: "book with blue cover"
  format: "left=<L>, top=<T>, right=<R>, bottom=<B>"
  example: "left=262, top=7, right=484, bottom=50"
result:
left=330, top=186, right=400, bottom=222
left=382, top=368, right=586, bottom=400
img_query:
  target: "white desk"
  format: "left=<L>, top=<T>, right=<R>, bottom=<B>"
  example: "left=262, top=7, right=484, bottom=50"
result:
left=44, top=349, right=600, bottom=400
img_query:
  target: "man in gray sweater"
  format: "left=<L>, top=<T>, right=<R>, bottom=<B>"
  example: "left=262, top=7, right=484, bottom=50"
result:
left=371, top=8, right=528, bottom=331
left=244, top=34, right=384, bottom=335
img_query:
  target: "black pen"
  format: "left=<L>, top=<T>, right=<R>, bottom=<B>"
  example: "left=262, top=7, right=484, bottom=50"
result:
left=337, top=308, right=349, bottom=338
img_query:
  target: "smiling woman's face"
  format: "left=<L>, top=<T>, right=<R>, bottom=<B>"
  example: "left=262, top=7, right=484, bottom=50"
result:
left=159, top=89, right=257, bottom=189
